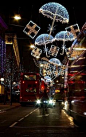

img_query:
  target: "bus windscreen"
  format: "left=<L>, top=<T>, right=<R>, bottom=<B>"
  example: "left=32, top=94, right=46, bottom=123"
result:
left=23, top=74, right=36, bottom=80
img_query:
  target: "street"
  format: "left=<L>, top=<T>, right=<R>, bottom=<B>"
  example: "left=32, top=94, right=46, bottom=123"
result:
left=0, top=103, right=86, bottom=137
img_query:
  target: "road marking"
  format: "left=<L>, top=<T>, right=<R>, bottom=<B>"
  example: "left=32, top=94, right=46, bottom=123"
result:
left=18, top=118, right=24, bottom=122
left=62, top=110, right=74, bottom=127
left=10, top=122, right=18, bottom=127
left=25, top=114, right=29, bottom=117
left=9, top=108, right=38, bottom=127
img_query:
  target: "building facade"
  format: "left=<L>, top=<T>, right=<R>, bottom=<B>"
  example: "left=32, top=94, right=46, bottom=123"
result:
left=5, top=33, right=20, bottom=88
left=0, top=16, right=8, bottom=77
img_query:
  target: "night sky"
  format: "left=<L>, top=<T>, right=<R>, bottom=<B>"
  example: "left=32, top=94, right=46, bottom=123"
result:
left=0, top=1, right=85, bottom=72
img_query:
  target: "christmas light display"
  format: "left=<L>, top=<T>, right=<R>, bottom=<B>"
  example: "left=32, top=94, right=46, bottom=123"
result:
left=44, top=76, right=52, bottom=83
left=31, top=47, right=42, bottom=59
left=48, top=45, right=59, bottom=57
left=65, top=24, right=80, bottom=39
left=54, top=31, right=75, bottom=55
left=39, top=2, right=69, bottom=23
left=39, top=2, right=69, bottom=35
left=30, top=2, right=72, bottom=85
left=23, top=20, right=40, bottom=39
left=35, top=33, right=54, bottom=45
left=39, top=57, right=64, bottom=81
left=35, top=33, right=54, bottom=57
left=39, top=60, right=51, bottom=77
left=0, top=39, right=6, bottom=75
left=49, top=58, right=62, bottom=66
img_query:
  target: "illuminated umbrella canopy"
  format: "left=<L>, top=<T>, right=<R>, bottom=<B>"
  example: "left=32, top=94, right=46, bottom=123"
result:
left=39, top=2, right=69, bottom=23
left=35, top=33, right=54, bottom=45
left=54, top=31, right=75, bottom=41
left=49, top=58, right=62, bottom=79
left=44, top=76, right=52, bottom=82
left=35, top=33, right=54, bottom=57
left=49, top=58, right=62, bottom=66
left=54, top=31, right=75, bottom=55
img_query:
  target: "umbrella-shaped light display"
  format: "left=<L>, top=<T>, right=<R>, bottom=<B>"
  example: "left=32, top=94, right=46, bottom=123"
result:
left=39, top=2, right=69, bottom=35
left=35, top=33, right=54, bottom=45
left=39, top=2, right=69, bottom=23
left=44, top=76, right=52, bottom=82
left=49, top=58, right=62, bottom=66
left=49, top=58, right=62, bottom=78
left=35, top=33, right=54, bottom=57
left=54, top=31, right=75, bottom=55
left=54, top=31, right=74, bottom=41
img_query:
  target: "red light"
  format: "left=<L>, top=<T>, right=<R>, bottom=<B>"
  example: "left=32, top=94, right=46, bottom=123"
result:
left=22, top=81, right=25, bottom=84
left=81, top=73, right=86, bottom=75
left=41, top=86, right=44, bottom=90
left=35, top=81, right=38, bottom=84
left=68, top=81, right=74, bottom=84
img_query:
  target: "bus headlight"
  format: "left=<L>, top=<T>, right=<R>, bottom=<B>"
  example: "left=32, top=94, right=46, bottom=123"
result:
left=49, top=99, right=53, bottom=104
left=36, top=99, right=41, bottom=104
left=49, top=99, right=56, bottom=106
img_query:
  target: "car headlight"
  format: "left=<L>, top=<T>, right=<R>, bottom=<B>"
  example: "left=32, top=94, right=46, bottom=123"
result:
left=36, top=99, right=41, bottom=104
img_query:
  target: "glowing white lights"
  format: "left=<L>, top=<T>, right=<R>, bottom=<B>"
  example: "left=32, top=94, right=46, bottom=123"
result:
left=65, top=24, right=80, bottom=39
left=31, top=47, right=42, bottom=59
left=23, top=20, right=41, bottom=39
left=36, top=99, right=41, bottom=104
left=39, top=2, right=69, bottom=23
left=14, top=14, right=21, bottom=20
left=0, top=78, right=4, bottom=81
left=54, top=31, right=75, bottom=55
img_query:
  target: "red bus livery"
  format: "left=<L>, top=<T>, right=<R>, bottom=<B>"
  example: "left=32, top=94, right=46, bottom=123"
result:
left=20, top=72, right=46, bottom=106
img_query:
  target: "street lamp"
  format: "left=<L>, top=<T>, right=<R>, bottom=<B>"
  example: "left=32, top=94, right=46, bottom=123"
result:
left=14, top=14, right=21, bottom=20
left=0, top=78, right=4, bottom=82
left=30, top=44, right=35, bottom=49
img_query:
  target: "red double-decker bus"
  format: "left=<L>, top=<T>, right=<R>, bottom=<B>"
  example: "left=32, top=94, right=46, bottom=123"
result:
left=20, top=72, right=47, bottom=106
left=64, top=23, right=86, bottom=126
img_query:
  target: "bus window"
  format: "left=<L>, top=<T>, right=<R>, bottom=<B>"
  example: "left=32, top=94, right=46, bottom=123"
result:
left=24, top=74, right=36, bottom=80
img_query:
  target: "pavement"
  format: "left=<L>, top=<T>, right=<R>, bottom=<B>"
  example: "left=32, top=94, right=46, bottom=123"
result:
left=0, top=102, right=21, bottom=111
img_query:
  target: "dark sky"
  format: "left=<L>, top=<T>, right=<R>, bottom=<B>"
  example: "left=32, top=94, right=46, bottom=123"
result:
left=0, top=1, right=86, bottom=72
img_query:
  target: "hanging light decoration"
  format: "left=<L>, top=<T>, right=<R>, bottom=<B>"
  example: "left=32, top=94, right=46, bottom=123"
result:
left=39, top=2, right=69, bottom=35
left=65, top=24, right=80, bottom=39
left=23, top=20, right=41, bottom=39
left=49, top=58, right=62, bottom=66
left=35, top=33, right=54, bottom=58
left=54, top=30, right=75, bottom=55
left=48, top=45, right=59, bottom=57
left=39, top=2, right=69, bottom=23
left=31, top=47, right=42, bottom=59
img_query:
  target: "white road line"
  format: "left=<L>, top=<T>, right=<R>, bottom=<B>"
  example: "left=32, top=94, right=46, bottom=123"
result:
left=9, top=108, right=38, bottom=127
left=25, top=114, right=29, bottom=117
left=18, top=117, right=24, bottom=122
left=10, top=122, right=18, bottom=127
